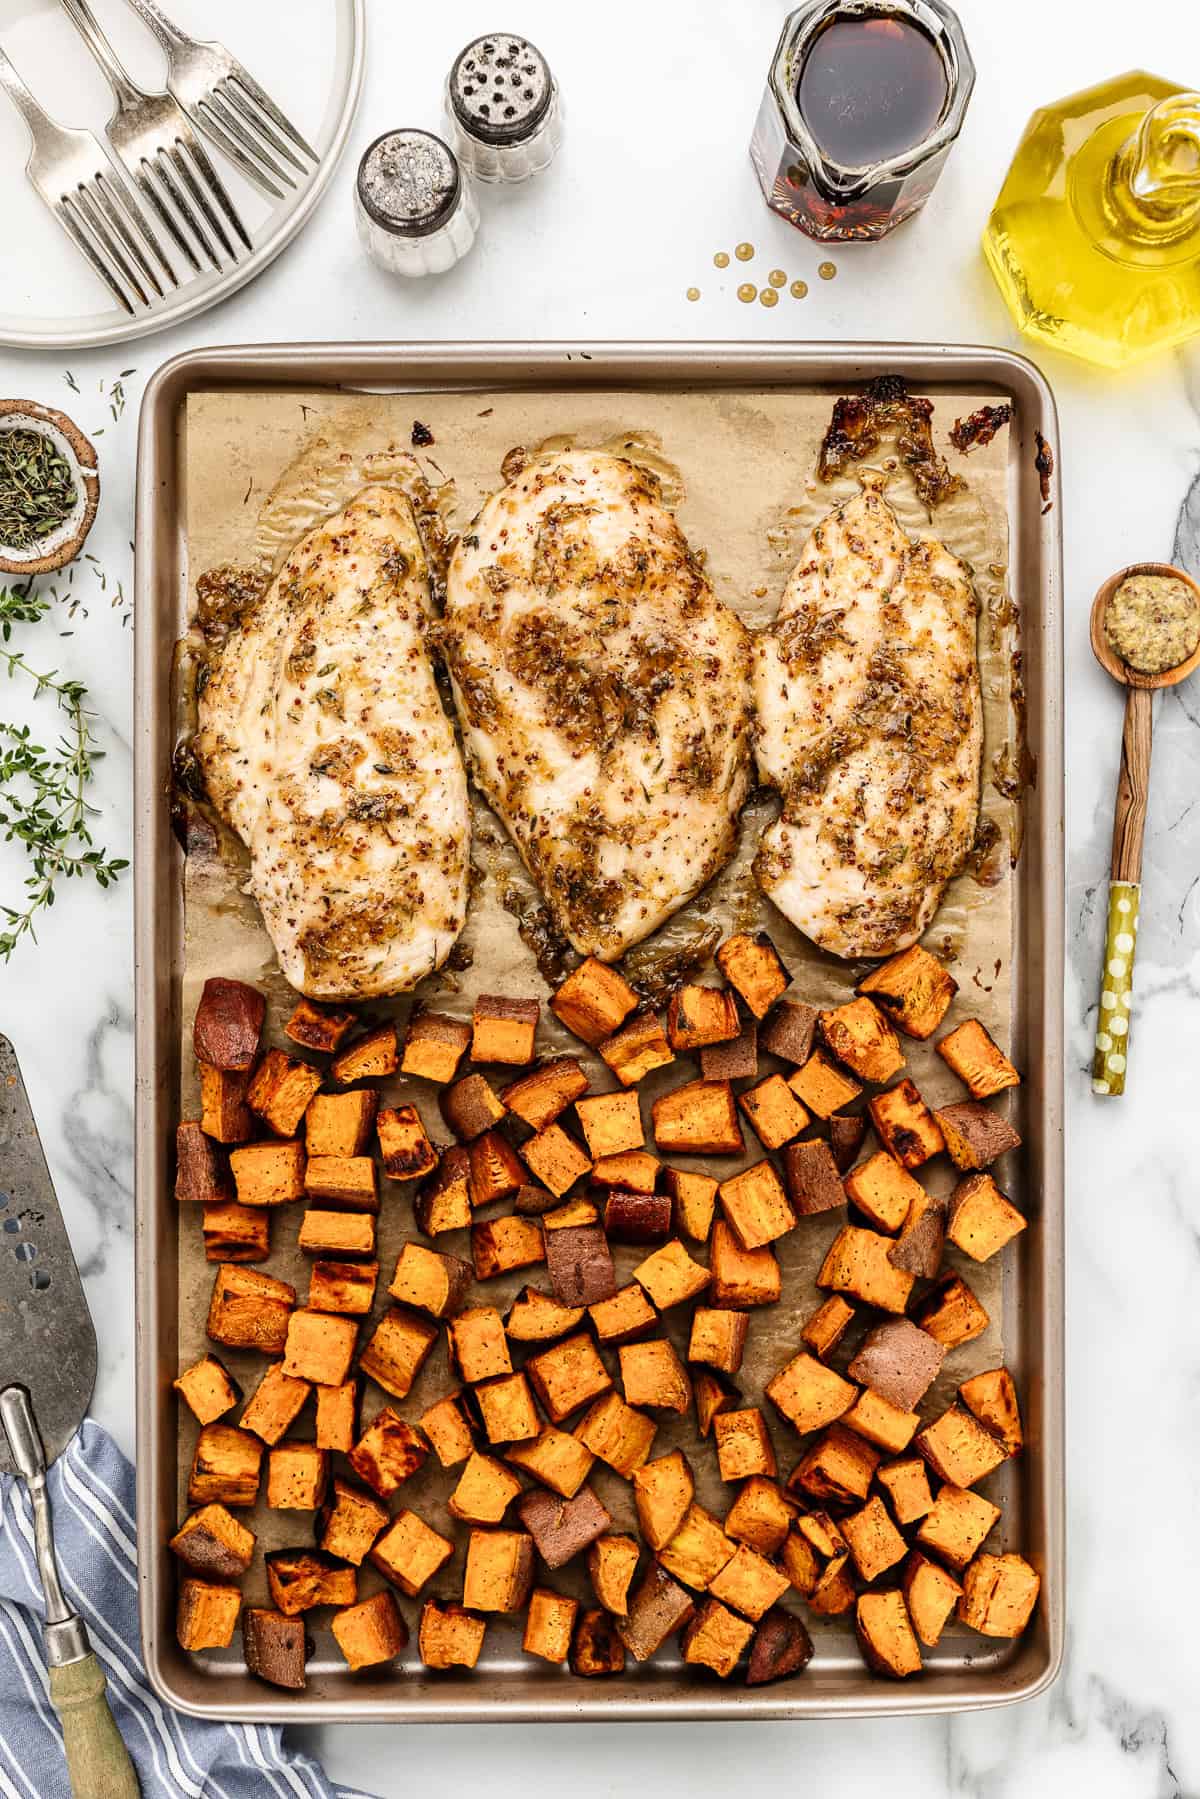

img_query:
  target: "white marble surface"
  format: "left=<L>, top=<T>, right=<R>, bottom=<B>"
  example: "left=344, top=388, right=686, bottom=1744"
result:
left=1, top=0, right=1198, bottom=1791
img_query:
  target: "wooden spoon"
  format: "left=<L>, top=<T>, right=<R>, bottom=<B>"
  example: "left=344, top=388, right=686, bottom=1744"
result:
left=1089, top=561, right=1200, bottom=1095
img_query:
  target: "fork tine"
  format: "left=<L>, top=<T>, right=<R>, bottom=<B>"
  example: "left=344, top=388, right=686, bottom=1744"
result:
left=179, top=127, right=252, bottom=254
left=164, top=140, right=237, bottom=263
left=71, top=184, right=152, bottom=306
left=152, top=147, right=224, bottom=269
left=97, top=164, right=178, bottom=288
left=221, top=79, right=306, bottom=177
left=89, top=171, right=165, bottom=298
left=196, top=93, right=288, bottom=199
left=131, top=156, right=203, bottom=274
left=55, top=194, right=136, bottom=315
left=228, top=66, right=316, bottom=163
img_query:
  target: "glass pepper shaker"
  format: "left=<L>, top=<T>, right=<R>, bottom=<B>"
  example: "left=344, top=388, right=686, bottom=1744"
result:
left=750, top=0, right=975, bottom=242
left=354, top=129, right=480, bottom=277
left=444, top=32, right=562, bottom=184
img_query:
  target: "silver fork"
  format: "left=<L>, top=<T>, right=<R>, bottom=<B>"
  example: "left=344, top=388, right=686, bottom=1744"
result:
left=57, top=0, right=250, bottom=273
left=0, top=42, right=174, bottom=315
left=121, top=0, right=317, bottom=200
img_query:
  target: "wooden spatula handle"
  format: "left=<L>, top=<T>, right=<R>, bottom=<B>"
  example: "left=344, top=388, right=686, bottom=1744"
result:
left=50, top=1654, right=140, bottom=1798
left=1093, top=687, right=1153, bottom=1096
left=1111, top=686, right=1153, bottom=882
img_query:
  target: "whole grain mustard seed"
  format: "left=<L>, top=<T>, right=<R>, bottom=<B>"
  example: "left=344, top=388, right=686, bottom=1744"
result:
left=735, top=242, right=755, bottom=261
left=686, top=287, right=700, bottom=301
left=791, top=279, right=808, bottom=298
left=713, top=251, right=730, bottom=268
left=759, top=287, right=779, bottom=307
left=737, top=282, right=757, bottom=303
left=769, top=269, right=786, bottom=287
left=818, top=260, right=837, bottom=280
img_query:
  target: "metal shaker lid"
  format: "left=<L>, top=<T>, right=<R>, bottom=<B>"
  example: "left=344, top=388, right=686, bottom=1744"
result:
left=449, top=33, right=553, bottom=146
left=356, top=130, right=462, bottom=238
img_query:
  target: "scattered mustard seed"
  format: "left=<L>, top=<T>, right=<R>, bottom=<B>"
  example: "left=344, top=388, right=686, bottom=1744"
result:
left=790, top=279, right=808, bottom=298
left=818, top=260, right=837, bottom=280
left=769, top=269, right=787, bottom=287
left=713, top=251, right=730, bottom=268
left=759, top=287, right=779, bottom=307
left=735, top=242, right=755, bottom=261
left=686, top=287, right=701, bottom=301
left=737, top=282, right=756, bottom=303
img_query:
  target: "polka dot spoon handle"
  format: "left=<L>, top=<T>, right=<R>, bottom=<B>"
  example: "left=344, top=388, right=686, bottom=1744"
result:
left=1092, top=686, right=1152, bottom=1096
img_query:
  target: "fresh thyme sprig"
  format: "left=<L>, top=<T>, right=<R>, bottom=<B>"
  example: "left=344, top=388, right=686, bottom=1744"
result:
left=0, top=586, right=128, bottom=960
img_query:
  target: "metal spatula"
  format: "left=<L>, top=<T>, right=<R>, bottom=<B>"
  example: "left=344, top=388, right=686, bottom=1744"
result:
left=0, top=1033, right=139, bottom=1798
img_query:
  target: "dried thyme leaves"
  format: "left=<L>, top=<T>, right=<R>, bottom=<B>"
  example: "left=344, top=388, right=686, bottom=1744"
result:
left=0, top=430, right=78, bottom=551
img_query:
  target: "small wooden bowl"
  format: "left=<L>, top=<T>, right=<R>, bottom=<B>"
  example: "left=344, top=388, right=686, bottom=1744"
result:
left=0, top=399, right=100, bottom=576
left=1090, top=561, right=1200, bottom=691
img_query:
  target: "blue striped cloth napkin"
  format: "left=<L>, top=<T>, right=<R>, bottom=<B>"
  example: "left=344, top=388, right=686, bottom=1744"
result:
left=0, top=1419, right=375, bottom=1799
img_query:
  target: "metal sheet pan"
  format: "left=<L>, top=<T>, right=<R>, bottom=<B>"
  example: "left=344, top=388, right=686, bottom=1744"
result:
left=133, top=341, right=1064, bottom=1723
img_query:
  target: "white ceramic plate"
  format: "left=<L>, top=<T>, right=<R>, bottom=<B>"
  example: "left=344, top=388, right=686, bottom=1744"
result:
left=0, top=0, right=363, bottom=348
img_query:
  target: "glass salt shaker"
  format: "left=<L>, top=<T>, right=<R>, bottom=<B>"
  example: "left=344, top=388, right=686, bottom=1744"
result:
left=354, top=129, right=480, bottom=277
left=444, top=33, right=562, bottom=184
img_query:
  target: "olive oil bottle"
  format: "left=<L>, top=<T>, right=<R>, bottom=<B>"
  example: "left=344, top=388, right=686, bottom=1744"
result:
left=983, top=74, right=1200, bottom=369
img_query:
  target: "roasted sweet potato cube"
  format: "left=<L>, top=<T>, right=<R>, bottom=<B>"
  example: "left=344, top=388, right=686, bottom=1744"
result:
left=808, top=1552, right=857, bottom=1617
left=420, top=1600, right=487, bottom=1669
left=471, top=1215, right=545, bottom=1280
left=543, top=1197, right=600, bottom=1231
left=844, top=1152, right=923, bottom=1233
left=937, top=1101, right=1022, bottom=1171
left=718, top=1160, right=796, bottom=1252
left=349, top=1405, right=429, bottom=1496
left=463, top=1528, right=534, bottom=1611
left=206, top=1264, right=295, bottom=1354
left=589, top=1283, right=658, bottom=1347
left=503, top=1057, right=590, bottom=1131
left=788, top=1425, right=880, bottom=1506
left=575, top=1090, right=644, bottom=1160
left=358, top=1307, right=437, bottom=1398
left=401, top=1010, right=472, bottom=1084
left=714, top=1408, right=776, bottom=1481
left=521, top=1123, right=593, bottom=1197
left=888, top=1187, right=946, bottom=1278
left=780, top=1529, right=821, bottom=1598
left=829, top=1112, right=868, bottom=1173
left=856, top=1590, right=921, bottom=1678
left=524, top=1588, right=579, bottom=1663
left=332, top=1589, right=408, bottom=1670
left=305, top=1089, right=378, bottom=1158
left=676, top=1596, right=750, bottom=1676
left=517, top=1484, right=612, bottom=1569
left=695, top=1370, right=740, bottom=1437
left=526, top=1333, right=612, bottom=1424
left=470, top=993, right=539, bottom=1066
left=202, top=1200, right=269, bottom=1263
left=916, top=1405, right=1008, bottom=1489
left=371, top=1507, right=455, bottom=1596
left=937, top=1017, right=1020, bottom=1097
left=666, top=985, right=741, bottom=1052
left=587, top=1534, right=639, bottom=1614
left=505, top=1286, right=584, bottom=1345
left=175, top=1122, right=232, bottom=1207
left=796, top=1512, right=849, bottom=1559
left=375, top=1105, right=436, bottom=1183
left=188, top=1424, right=263, bottom=1508
left=746, top=1608, right=814, bottom=1686
left=199, top=1063, right=254, bottom=1144
left=652, top=1079, right=743, bottom=1156
left=847, top=1318, right=945, bottom=1412
left=759, top=996, right=818, bottom=1065
left=818, top=997, right=905, bottom=1085
left=914, top=1274, right=990, bottom=1348
left=308, top=1259, right=378, bottom=1317
left=574, top=1392, right=657, bottom=1476
left=177, top=1578, right=241, bottom=1652
left=844, top=1387, right=920, bottom=1455
left=902, top=1550, right=962, bottom=1646
left=858, top=944, right=957, bottom=1040
left=514, top=1182, right=560, bottom=1215
left=916, top=1484, right=1001, bottom=1570
left=666, top=1167, right=719, bottom=1242
left=765, top=1352, right=855, bottom=1437
left=267, top=1443, right=329, bottom=1511
left=448, top=1450, right=523, bottom=1526
left=868, top=1079, right=945, bottom=1168
left=783, top=1140, right=845, bottom=1217
left=947, top=1172, right=1026, bottom=1260
left=174, top=1354, right=240, bottom=1426
left=265, top=1549, right=356, bottom=1617
left=842, top=1495, right=908, bottom=1583
left=303, top=1155, right=379, bottom=1214
left=571, top=1607, right=626, bottom=1675
left=282, top=1309, right=358, bottom=1386
left=708, top=1221, right=779, bottom=1309
left=592, top=1150, right=660, bottom=1193
left=229, top=1140, right=306, bottom=1207
left=715, top=932, right=790, bottom=1019
left=959, top=1553, right=1040, bottom=1637
left=632, top=1449, right=694, bottom=1551
left=799, top=1295, right=855, bottom=1361
left=248, top=1051, right=324, bottom=1138
left=506, top=1426, right=595, bottom=1498
left=817, top=1225, right=914, bottom=1314
left=284, top=997, right=356, bottom=1055
left=701, top=1019, right=759, bottom=1082
left=419, top=1390, right=476, bottom=1468
left=603, top=1189, right=672, bottom=1245
left=239, top=1362, right=310, bottom=1445
left=447, top=1305, right=510, bottom=1382
left=659, top=1504, right=735, bottom=1590
left=724, top=1477, right=793, bottom=1557
left=468, top=1131, right=527, bottom=1209
left=298, top=1209, right=376, bottom=1259
left=787, top=1051, right=861, bottom=1119
left=242, top=1607, right=306, bottom=1689
left=597, top=1010, right=675, bottom=1087
left=169, top=1504, right=255, bottom=1580
left=878, top=1456, right=934, bottom=1526
left=633, top=1238, right=709, bottom=1310
left=617, top=1564, right=696, bottom=1658
left=318, top=1478, right=388, bottom=1565
left=738, top=1075, right=810, bottom=1151
left=619, top=1339, right=692, bottom=1414
left=315, top=1380, right=359, bottom=1454
left=551, top=959, right=638, bottom=1045
left=194, top=977, right=264, bottom=1070
left=413, top=1148, right=473, bottom=1237
left=959, top=1367, right=1023, bottom=1456
left=441, top=1073, right=507, bottom=1144
left=330, top=1025, right=398, bottom=1086
left=475, top=1371, right=540, bottom=1444
left=387, top=1241, right=472, bottom=1319
left=688, top=1307, right=748, bottom=1375
left=708, top=1543, right=790, bottom=1621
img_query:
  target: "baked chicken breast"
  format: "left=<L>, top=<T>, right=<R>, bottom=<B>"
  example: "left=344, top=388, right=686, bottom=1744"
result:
left=753, top=487, right=982, bottom=959
left=195, top=485, right=469, bottom=999
left=442, top=450, right=752, bottom=960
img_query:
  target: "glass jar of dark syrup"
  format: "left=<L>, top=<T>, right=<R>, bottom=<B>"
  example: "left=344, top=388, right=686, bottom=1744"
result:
left=751, top=0, right=975, bottom=242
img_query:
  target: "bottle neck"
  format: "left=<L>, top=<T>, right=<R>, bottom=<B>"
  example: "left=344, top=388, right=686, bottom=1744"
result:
left=1106, top=91, right=1200, bottom=242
